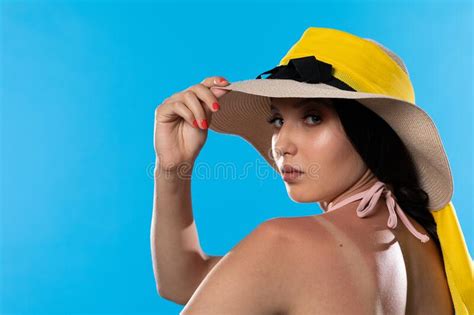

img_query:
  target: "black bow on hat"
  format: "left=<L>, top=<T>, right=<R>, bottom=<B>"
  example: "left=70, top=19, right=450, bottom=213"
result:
left=255, top=55, right=356, bottom=91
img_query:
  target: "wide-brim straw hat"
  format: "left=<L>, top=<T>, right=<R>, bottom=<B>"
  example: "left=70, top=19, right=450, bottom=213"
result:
left=209, top=27, right=452, bottom=211
left=208, top=27, right=473, bottom=314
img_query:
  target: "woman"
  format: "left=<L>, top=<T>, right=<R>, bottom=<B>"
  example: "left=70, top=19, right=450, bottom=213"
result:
left=151, top=27, right=472, bottom=314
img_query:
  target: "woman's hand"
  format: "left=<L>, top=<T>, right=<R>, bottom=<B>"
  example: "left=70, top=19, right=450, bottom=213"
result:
left=154, top=76, right=230, bottom=173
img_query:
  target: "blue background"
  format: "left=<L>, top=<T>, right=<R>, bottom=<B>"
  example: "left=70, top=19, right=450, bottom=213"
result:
left=1, top=1, right=472, bottom=314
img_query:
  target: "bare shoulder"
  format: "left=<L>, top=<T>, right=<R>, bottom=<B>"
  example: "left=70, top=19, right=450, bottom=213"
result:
left=261, top=216, right=371, bottom=280
left=267, top=215, right=388, bottom=314
left=273, top=214, right=454, bottom=315
left=264, top=215, right=345, bottom=245
left=182, top=216, right=387, bottom=314
left=180, top=218, right=295, bottom=315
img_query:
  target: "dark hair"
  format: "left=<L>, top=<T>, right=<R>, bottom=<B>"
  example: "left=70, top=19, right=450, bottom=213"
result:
left=330, top=98, right=441, bottom=253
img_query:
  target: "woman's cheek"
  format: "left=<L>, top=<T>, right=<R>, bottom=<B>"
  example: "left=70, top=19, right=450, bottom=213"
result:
left=332, top=135, right=366, bottom=186
left=311, top=129, right=357, bottom=186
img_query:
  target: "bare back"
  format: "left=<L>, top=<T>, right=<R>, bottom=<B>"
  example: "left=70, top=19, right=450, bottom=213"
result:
left=275, top=200, right=454, bottom=315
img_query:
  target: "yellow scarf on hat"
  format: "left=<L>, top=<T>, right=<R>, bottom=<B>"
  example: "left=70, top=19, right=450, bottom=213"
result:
left=432, top=202, right=474, bottom=315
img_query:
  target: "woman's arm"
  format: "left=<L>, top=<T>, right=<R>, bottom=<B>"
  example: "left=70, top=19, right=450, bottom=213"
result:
left=151, top=76, right=230, bottom=304
left=150, top=161, right=223, bottom=305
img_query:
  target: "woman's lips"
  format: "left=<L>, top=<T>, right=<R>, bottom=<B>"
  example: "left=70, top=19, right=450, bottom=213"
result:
left=282, top=171, right=304, bottom=182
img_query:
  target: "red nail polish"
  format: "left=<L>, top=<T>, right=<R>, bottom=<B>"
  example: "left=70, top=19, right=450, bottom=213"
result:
left=192, top=119, right=198, bottom=128
left=212, top=102, right=220, bottom=111
left=219, top=78, right=227, bottom=83
left=201, top=119, right=208, bottom=129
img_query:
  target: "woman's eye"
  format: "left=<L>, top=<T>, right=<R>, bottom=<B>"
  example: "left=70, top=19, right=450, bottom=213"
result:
left=266, top=116, right=283, bottom=128
left=304, top=114, right=322, bottom=125
left=266, top=114, right=321, bottom=128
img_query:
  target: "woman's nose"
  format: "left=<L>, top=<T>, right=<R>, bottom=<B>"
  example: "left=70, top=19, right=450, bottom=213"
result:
left=273, top=124, right=297, bottom=158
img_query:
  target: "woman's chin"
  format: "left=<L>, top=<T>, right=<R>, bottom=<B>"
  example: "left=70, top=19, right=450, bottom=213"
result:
left=286, top=188, right=317, bottom=203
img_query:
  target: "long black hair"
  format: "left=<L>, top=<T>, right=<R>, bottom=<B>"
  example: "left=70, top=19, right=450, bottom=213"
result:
left=330, top=97, right=441, bottom=253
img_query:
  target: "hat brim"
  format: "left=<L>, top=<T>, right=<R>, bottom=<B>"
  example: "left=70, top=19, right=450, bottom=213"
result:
left=209, top=79, right=453, bottom=211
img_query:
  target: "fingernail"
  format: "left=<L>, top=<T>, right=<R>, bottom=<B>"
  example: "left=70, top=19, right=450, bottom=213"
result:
left=192, top=119, right=198, bottom=128
left=212, top=102, right=220, bottom=111
left=219, top=78, right=228, bottom=84
left=201, top=119, right=208, bottom=129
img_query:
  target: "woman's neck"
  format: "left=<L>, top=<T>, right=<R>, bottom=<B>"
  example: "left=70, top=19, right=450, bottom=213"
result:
left=319, top=169, right=379, bottom=213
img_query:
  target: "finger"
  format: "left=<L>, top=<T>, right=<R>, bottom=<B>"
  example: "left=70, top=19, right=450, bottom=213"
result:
left=154, top=101, right=196, bottom=128
left=209, top=86, right=231, bottom=99
left=188, top=83, right=221, bottom=112
left=161, top=93, right=180, bottom=105
left=201, top=76, right=229, bottom=87
left=172, top=101, right=199, bottom=129
left=180, top=90, right=209, bottom=129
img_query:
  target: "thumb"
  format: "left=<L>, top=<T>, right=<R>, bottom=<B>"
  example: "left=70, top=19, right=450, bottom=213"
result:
left=210, top=86, right=231, bottom=99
